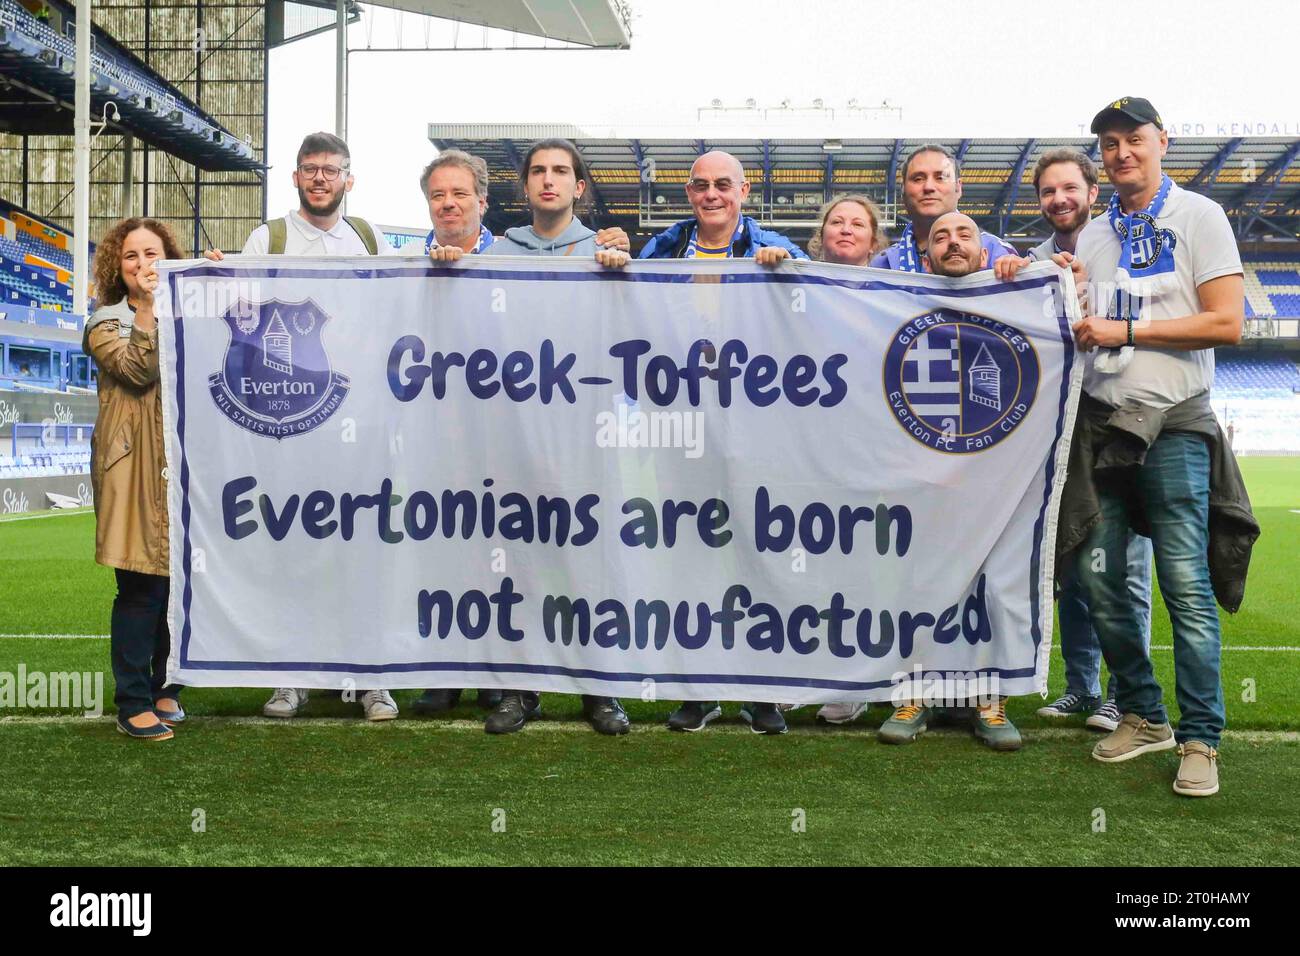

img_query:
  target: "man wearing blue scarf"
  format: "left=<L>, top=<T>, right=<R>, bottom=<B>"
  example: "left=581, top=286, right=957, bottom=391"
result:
left=638, top=150, right=807, bottom=264
left=1065, top=97, right=1254, bottom=797
left=871, top=144, right=1016, bottom=273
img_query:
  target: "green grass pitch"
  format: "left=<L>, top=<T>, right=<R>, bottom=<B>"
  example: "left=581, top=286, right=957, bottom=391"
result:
left=1, top=459, right=1297, bottom=865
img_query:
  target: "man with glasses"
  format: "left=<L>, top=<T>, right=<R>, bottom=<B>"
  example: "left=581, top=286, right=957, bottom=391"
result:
left=639, top=150, right=807, bottom=263
left=211, top=132, right=401, bottom=722
left=639, top=149, right=806, bottom=736
left=237, top=132, right=397, bottom=257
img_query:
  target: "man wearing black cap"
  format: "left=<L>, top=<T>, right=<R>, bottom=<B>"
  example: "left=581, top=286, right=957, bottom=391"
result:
left=1061, top=96, right=1257, bottom=797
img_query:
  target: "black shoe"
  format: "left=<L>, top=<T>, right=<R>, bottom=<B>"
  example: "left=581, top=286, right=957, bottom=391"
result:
left=740, top=702, right=788, bottom=735
left=412, top=688, right=462, bottom=715
left=484, top=691, right=541, bottom=735
left=667, top=700, right=722, bottom=732
left=116, top=716, right=174, bottom=741
left=582, top=696, right=630, bottom=735
left=476, top=689, right=504, bottom=710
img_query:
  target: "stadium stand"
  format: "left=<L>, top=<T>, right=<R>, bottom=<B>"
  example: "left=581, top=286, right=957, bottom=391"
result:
left=0, top=0, right=256, bottom=170
left=1242, top=252, right=1300, bottom=319
left=1214, top=352, right=1300, bottom=397
left=1212, top=350, right=1300, bottom=454
left=0, top=444, right=92, bottom=480
left=427, top=126, right=1300, bottom=250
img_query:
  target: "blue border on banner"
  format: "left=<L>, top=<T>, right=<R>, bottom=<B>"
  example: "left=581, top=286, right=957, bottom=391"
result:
left=168, top=265, right=1066, bottom=689
left=1028, top=306, right=1077, bottom=652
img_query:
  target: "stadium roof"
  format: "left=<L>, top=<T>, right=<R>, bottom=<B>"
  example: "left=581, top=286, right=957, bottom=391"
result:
left=428, top=125, right=1300, bottom=243
left=0, top=0, right=258, bottom=171
left=357, top=0, right=631, bottom=47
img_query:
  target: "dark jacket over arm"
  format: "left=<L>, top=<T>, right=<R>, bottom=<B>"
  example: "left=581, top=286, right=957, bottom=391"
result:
left=1056, top=390, right=1259, bottom=613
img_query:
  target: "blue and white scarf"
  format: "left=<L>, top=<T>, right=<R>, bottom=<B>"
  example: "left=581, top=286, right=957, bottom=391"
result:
left=685, top=219, right=744, bottom=258
left=895, top=221, right=925, bottom=273
left=1108, top=174, right=1178, bottom=295
left=1095, top=175, right=1178, bottom=375
left=423, top=223, right=494, bottom=256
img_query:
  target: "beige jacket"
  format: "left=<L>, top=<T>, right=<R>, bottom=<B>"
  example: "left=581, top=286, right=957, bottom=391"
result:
left=85, top=298, right=169, bottom=576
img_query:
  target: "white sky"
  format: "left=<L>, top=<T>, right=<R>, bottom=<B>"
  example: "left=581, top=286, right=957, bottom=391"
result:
left=267, top=0, right=1300, bottom=229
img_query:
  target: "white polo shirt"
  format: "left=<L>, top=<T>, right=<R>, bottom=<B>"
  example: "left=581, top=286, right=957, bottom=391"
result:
left=241, top=210, right=399, bottom=256
left=1074, top=182, right=1242, bottom=410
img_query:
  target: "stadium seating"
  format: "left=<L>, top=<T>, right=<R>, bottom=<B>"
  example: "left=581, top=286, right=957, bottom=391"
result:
left=1214, top=353, right=1300, bottom=397
left=1, top=242, right=72, bottom=311
left=1243, top=257, right=1300, bottom=318
left=0, top=444, right=92, bottom=479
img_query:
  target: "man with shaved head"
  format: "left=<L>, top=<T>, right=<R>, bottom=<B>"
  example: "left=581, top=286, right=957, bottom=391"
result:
left=923, top=212, right=989, bottom=277
left=874, top=210, right=1024, bottom=751
left=639, top=150, right=805, bottom=736
left=639, top=150, right=807, bottom=263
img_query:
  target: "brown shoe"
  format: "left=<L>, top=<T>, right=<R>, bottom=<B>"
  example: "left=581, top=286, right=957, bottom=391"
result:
left=1091, top=712, right=1175, bottom=763
left=1173, top=741, right=1220, bottom=797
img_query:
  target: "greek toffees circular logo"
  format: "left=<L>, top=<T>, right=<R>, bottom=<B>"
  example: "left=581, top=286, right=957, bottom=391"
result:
left=883, top=309, right=1040, bottom=454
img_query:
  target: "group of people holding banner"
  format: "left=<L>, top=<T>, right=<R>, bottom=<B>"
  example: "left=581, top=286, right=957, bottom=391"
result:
left=87, top=95, right=1255, bottom=799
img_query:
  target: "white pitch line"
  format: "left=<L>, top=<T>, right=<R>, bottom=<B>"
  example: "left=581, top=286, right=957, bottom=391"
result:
left=0, top=507, right=93, bottom=523
left=0, top=633, right=108, bottom=640
left=0, top=715, right=1296, bottom=743
left=1148, top=645, right=1300, bottom=652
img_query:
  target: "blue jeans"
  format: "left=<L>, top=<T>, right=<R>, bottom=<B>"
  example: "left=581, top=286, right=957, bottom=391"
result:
left=1059, top=533, right=1152, bottom=700
left=1074, top=431, right=1224, bottom=747
left=111, top=569, right=183, bottom=719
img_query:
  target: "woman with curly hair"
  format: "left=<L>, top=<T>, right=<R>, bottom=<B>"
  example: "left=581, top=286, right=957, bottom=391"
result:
left=805, top=195, right=887, bottom=728
left=807, top=194, right=888, bottom=267
left=86, top=217, right=185, bottom=740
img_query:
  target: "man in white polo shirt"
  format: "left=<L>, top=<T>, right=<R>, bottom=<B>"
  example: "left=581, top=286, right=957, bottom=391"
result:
left=209, top=131, right=401, bottom=721
left=239, top=132, right=398, bottom=257
left=1062, top=97, right=1256, bottom=797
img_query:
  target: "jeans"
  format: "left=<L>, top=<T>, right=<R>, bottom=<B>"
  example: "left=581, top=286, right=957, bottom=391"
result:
left=110, top=569, right=183, bottom=719
left=1058, top=532, right=1153, bottom=700
left=1074, top=431, right=1224, bottom=746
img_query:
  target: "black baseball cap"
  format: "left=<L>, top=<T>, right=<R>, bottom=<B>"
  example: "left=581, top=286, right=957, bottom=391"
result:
left=1090, top=96, right=1164, bottom=135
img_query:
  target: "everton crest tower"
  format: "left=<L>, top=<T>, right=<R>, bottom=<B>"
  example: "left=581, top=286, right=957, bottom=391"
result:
left=262, top=309, right=293, bottom=375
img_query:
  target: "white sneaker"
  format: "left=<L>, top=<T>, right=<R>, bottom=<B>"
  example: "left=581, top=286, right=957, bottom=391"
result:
left=263, top=687, right=309, bottom=718
left=817, top=700, right=870, bottom=724
left=361, top=689, right=399, bottom=721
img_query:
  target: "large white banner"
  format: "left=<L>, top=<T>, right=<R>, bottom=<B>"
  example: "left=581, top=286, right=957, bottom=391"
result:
left=157, top=256, right=1081, bottom=704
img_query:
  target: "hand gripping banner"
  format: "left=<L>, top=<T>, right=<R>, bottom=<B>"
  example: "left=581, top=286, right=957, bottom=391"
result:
left=157, top=256, right=1082, bottom=705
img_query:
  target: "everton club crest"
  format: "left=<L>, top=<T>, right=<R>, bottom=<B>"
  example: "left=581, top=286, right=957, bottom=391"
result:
left=207, top=299, right=350, bottom=440
left=883, top=309, right=1041, bottom=454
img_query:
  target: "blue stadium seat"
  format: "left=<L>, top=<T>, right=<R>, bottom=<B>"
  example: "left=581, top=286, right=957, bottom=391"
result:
left=1256, top=269, right=1300, bottom=286
left=1214, top=354, right=1300, bottom=398
left=1267, top=293, right=1300, bottom=317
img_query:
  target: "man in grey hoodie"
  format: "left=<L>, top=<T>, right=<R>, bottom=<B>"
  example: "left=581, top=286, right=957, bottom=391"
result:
left=476, top=138, right=631, bottom=737
left=482, top=138, right=629, bottom=267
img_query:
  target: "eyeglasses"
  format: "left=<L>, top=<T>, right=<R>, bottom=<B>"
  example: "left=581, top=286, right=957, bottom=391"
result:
left=297, top=163, right=349, bottom=181
left=686, top=177, right=741, bottom=194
